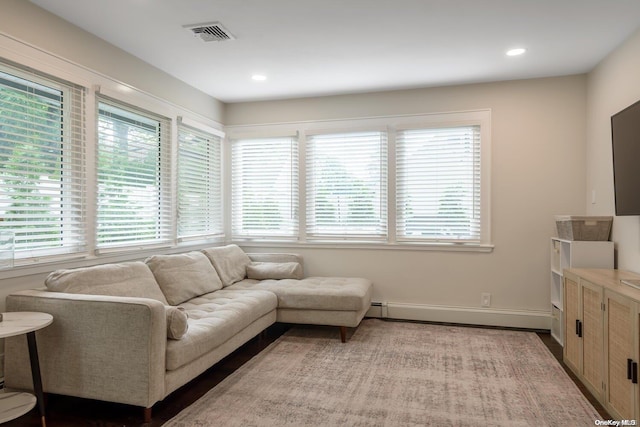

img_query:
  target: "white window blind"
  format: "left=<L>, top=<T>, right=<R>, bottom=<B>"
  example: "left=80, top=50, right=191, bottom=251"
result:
left=177, top=124, right=222, bottom=240
left=231, top=137, right=298, bottom=238
left=0, top=64, right=86, bottom=260
left=306, top=131, right=387, bottom=239
left=96, top=99, right=172, bottom=249
left=396, top=126, right=481, bottom=242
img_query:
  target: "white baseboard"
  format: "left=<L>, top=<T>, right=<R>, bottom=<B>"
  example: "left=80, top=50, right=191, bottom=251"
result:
left=366, top=302, right=551, bottom=330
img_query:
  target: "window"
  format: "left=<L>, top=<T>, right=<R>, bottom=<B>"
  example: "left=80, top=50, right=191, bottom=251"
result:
left=396, top=126, right=481, bottom=243
left=0, top=64, right=85, bottom=260
left=306, top=131, right=387, bottom=239
left=96, top=99, right=171, bottom=249
left=231, top=137, right=298, bottom=238
left=227, top=110, right=490, bottom=249
left=177, top=124, right=223, bottom=240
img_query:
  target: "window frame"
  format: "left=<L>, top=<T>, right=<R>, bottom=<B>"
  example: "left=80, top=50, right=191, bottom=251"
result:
left=395, top=124, right=482, bottom=244
left=230, top=134, right=299, bottom=240
left=176, top=119, right=224, bottom=242
left=0, top=61, right=87, bottom=262
left=305, top=129, right=388, bottom=241
left=95, top=96, right=173, bottom=252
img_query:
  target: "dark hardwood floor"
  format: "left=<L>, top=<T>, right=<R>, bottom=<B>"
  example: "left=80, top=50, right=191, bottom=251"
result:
left=536, top=332, right=610, bottom=419
left=4, top=320, right=610, bottom=426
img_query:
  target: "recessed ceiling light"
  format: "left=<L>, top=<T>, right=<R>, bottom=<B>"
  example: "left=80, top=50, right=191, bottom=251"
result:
left=251, top=74, right=267, bottom=81
left=506, top=48, right=526, bottom=57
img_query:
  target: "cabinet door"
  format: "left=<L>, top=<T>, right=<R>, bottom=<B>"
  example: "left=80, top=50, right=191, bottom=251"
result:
left=564, top=277, right=581, bottom=373
left=581, top=280, right=604, bottom=398
left=605, top=290, right=637, bottom=420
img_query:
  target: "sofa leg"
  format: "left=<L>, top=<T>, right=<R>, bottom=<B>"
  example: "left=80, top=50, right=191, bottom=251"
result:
left=340, top=326, right=347, bottom=343
left=143, top=407, right=152, bottom=423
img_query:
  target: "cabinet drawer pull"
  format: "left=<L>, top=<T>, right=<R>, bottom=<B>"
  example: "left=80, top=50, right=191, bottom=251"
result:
left=633, top=362, right=638, bottom=384
left=577, top=320, right=582, bottom=338
left=628, top=358, right=633, bottom=380
left=575, top=319, right=580, bottom=336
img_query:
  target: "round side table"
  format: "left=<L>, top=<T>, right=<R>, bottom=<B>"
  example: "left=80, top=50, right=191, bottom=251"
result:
left=0, top=312, right=53, bottom=427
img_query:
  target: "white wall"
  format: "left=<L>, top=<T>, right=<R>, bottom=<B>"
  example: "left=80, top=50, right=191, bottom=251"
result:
left=0, top=0, right=223, bottom=122
left=586, top=28, right=640, bottom=271
left=226, top=75, right=588, bottom=327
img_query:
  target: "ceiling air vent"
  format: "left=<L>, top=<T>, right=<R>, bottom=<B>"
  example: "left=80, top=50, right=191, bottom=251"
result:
left=184, top=22, right=235, bottom=42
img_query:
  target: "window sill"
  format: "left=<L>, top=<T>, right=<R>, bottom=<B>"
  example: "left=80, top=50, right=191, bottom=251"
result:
left=0, top=239, right=494, bottom=281
left=235, top=240, right=495, bottom=253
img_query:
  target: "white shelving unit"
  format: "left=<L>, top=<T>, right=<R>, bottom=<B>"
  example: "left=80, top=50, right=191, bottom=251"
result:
left=550, top=237, right=614, bottom=345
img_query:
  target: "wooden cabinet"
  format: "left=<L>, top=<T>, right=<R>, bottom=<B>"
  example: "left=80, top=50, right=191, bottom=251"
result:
left=563, top=275, right=604, bottom=399
left=564, top=268, right=640, bottom=420
left=582, top=281, right=604, bottom=396
left=550, top=238, right=613, bottom=345
left=563, top=276, right=580, bottom=371
left=604, top=290, right=637, bottom=420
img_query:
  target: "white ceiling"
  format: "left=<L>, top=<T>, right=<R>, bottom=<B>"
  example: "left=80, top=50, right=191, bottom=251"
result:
left=30, top=0, right=640, bottom=103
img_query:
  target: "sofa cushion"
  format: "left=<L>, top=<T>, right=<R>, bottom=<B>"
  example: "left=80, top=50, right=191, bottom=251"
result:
left=246, top=262, right=303, bottom=280
left=201, top=244, right=252, bottom=287
left=165, top=289, right=277, bottom=370
left=45, top=261, right=169, bottom=304
left=166, top=306, right=189, bottom=340
left=145, top=251, right=222, bottom=306
left=227, top=277, right=373, bottom=311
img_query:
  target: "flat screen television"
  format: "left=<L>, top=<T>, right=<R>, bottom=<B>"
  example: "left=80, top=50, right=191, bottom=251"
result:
left=611, top=99, right=640, bottom=216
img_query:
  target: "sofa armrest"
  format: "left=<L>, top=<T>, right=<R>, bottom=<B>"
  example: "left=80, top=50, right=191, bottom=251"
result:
left=4, top=289, right=166, bottom=408
left=247, top=253, right=304, bottom=273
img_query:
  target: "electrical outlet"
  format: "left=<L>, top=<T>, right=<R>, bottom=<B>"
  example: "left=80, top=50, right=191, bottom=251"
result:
left=481, top=293, right=491, bottom=307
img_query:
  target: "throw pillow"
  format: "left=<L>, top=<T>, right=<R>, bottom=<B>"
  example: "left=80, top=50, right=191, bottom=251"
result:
left=145, top=251, right=223, bottom=305
left=166, top=306, right=189, bottom=340
left=246, top=262, right=304, bottom=280
left=201, top=244, right=252, bottom=287
left=45, top=261, right=169, bottom=304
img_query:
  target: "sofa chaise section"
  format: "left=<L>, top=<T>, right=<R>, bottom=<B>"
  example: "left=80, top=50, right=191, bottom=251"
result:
left=237, top=252, right=372, bottom=341
left=229, top=276, right=372, bottom=342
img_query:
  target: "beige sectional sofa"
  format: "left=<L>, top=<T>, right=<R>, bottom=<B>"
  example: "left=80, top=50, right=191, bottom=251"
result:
left=4, top=245, right=372, bottom=422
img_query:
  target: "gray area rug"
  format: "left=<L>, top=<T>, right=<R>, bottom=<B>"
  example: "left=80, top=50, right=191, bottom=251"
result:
left=164, top=319, right=600, bottom=426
